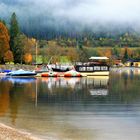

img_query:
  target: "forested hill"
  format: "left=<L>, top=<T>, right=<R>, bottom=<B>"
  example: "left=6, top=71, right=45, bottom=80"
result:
left=1, top=0, right=140, bottom=40
left=21, top=24, right=137, bottom=40
left=22, top=25, right=140, bottom=48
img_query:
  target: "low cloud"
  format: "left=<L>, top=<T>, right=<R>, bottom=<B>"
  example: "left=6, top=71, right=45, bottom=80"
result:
left=0, top=0, right=140, bottom=34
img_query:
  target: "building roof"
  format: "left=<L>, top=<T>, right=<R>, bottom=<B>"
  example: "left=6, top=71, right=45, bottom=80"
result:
left=126, top=59, right=140, bottom=62
left=89, top=57, right=109, bottom=60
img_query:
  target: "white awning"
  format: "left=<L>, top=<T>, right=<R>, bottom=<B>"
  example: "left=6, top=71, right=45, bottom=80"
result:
left=89, top=57, right=109, bottom=60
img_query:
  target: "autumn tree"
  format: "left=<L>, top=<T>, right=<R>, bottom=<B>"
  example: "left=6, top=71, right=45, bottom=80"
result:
left=10, top=12, right=20, bottom=60
left=24, top=53, right=32, bottom=64
left=45, top=46, right=61, bottom=63
left=0, top=22, right=11, bottom=63
left=0, top=19, right=6, bottom=25
left=67, top=48, right=79, bottom=62
left=97, top=48, right=112, bottom=58
left=4, top=50, right=13, bottom=63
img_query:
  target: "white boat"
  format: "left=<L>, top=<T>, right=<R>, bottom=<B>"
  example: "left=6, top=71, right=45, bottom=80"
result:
left=64, top=69, right=82, bottom=77
left=6, top=69, right=36, bottom=77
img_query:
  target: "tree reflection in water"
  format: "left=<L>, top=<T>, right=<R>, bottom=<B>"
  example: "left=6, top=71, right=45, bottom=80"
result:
left=0, top=70, right=140, bottom=140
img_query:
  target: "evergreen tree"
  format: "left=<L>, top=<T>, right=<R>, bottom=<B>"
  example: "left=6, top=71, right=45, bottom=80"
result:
left=123, top=47, right=129, bottom=62
left=13, top=34, right=26, bottom=64
left=10, top=12, right=20, bottom=62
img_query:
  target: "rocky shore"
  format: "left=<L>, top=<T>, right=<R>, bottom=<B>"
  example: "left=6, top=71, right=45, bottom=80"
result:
left=0, top=64, right=36, bottom=71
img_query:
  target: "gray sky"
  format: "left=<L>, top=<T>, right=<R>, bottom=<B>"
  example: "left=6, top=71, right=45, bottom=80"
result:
left=0, top=0, right=140, bottom=32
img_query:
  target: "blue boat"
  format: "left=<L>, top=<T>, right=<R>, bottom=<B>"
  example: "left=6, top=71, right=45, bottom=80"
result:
left=0, top=69, right=11, bottom=73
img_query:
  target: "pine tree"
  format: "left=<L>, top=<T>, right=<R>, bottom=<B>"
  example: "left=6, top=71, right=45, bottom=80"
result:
left=0, top=22, right=10, bottom=63
left=123, top=47, right=129, bottom=62
left=13, top=34, right=25, bottom=64
left=10, top=12, right=20, bottom=62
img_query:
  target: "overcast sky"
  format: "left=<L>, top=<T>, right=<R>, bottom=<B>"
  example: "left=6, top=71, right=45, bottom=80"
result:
left=0, top=0, right=140, bottom=32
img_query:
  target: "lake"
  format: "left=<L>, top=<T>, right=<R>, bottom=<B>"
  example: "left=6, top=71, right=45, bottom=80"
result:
left=0, top=67, right=140, bottom=140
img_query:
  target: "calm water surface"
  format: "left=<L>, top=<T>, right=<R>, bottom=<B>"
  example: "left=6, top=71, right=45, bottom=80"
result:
left=0, top=68, right=140, bottom=140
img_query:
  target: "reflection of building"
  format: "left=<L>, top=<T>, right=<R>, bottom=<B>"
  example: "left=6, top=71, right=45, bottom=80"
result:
left=86, top=76, right=109, bottom=96
left=40, top=76, right=109, bottom=96
left=89, top=89, right=108, bottom=96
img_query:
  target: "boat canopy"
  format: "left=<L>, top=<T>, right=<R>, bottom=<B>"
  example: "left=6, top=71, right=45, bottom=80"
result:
left=89, top=57, right=109, bottom=60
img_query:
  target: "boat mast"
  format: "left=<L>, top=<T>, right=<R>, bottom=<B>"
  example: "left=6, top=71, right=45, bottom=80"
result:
left=35, top=41, right=38, bottom=68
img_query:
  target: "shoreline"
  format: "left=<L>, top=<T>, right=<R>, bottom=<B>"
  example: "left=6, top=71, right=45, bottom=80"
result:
left=0, top=123, right=55, bottom=140
left=0, top=64, right=36, bottom=71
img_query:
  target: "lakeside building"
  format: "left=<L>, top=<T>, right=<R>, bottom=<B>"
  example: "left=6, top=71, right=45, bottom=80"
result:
left=125, top=59, right=140, bottom=67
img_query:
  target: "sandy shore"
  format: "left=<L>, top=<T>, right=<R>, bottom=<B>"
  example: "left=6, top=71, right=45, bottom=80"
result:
left=0, top=123, right=55, bottom=140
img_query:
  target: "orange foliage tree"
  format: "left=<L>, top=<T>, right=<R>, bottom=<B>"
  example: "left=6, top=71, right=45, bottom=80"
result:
left=0, top=22, right=11, bottom=63
left=4, top=50, right=14, bottom=63
left=24, top=53, right=32, bottom=64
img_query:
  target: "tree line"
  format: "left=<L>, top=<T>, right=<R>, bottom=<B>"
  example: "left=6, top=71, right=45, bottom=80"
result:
left=0, top=13, right=36, bottom=64
left=0, top=12, right=140, bottom=65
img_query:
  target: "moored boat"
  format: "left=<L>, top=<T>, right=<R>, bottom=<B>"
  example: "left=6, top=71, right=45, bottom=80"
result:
left=47, top=64, right=73, bottom=72
left=0, top=73, right=7, bottom=77
left=0, top=69, right=12, bottom=77
left=75, top=57, right=110, bottom=76
left=64, top=70, right=82, bottom=77
left=6, top=69, right=36, bottom=77
left=41, top=71, right=59, bottom=77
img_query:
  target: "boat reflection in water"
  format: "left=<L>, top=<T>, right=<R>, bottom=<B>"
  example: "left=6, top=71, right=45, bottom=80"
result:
left=0, top=76, right=109, bottom=140
left=1, top=71, right=140, bottom=140
left=37, top=76, right=109, bottom=100
left=0, top=77, right=36, bottom=84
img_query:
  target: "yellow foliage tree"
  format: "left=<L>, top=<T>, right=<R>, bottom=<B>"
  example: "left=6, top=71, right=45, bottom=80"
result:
left=98, top=48, right=112, bottom=58
left=67, top=48, right=79, bottom=62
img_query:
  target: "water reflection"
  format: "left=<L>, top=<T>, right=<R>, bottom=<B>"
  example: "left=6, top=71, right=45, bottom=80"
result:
left=0, top=77, right=36, bottom=84
left=0, top=70, right=140, bottom=140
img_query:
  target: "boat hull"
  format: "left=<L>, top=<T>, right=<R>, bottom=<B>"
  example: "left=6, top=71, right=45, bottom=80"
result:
left=9, top=73, right=36, bottom=76
left=80, top=71, right=109, bottom=76
left=6, top=69, right=36, bottom=77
